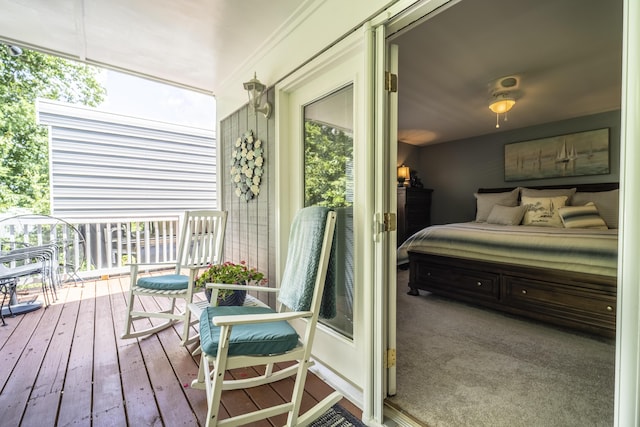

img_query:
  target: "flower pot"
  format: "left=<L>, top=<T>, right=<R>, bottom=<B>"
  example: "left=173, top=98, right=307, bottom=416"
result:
left=205, top=288, right=247, bottom=306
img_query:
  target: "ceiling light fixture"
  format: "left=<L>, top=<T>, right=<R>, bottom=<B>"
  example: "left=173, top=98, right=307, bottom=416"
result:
left=6, top=45, right=22, bottom=57
left=489, top=92, right=516, bottom=128
left=243, top=72, right=272, bottom=119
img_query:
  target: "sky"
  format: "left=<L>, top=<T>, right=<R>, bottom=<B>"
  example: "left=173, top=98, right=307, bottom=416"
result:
left=99, top=69, right=216, bottom=131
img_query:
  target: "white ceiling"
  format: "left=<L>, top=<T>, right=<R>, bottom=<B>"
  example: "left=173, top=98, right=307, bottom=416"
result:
left=0, top=0, right=303, bottom=94
left=0, top=0, right=623, bottom=146
left=392, top=0, right=623, bottom=145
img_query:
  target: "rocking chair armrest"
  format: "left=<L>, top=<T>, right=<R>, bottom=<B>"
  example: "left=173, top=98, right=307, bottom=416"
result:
left=205, top=283, right=276, bottom=293
left=179, top=264, right=226, bottom=279
left=213, top=310, right=313, bottom=326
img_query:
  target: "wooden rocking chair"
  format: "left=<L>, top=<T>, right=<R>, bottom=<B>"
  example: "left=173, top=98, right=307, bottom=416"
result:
left=121, top=210, right=227, bottom=345
left=191, top=206, right=342, bottom=426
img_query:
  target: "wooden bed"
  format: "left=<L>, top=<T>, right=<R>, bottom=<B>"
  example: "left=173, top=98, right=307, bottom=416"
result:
left=405, top=182, right=618, bottom=337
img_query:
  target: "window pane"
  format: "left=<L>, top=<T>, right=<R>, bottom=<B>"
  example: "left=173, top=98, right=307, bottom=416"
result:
left=303, top=84, right=354, bottom=339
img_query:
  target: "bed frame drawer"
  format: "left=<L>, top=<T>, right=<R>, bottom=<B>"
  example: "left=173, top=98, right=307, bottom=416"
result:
left=408, top=252, right=616, bottom=337
left=412, top=260, right=500, bottom=302
left=502, top=275, right=616, bottom=331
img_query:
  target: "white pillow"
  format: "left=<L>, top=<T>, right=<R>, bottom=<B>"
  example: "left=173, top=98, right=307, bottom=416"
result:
left=474, top=188, right=519, bottom=222
left=487, top=204, right=527, bottom=226
left=521, top=195, right=569, bottom=227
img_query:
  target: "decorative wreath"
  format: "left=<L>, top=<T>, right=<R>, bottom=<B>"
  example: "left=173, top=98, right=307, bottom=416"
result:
left=230, top=130, right=264, bottom=201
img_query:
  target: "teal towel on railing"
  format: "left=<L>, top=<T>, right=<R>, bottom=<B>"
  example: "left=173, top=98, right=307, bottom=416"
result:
left=278, top=206, right=336, bottom=319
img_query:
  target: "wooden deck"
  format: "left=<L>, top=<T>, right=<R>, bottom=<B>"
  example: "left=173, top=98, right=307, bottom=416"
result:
left=0, top=274, right=361, bottom=426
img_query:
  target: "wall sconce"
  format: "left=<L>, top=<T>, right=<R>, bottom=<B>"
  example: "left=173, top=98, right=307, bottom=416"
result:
left=243, top=72, right=272, bottom=119
left=397, top=165, right=410, bottom=187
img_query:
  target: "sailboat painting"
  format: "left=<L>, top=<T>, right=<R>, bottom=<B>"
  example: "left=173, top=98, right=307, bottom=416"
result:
left=504, top=128, right=609, bottom=181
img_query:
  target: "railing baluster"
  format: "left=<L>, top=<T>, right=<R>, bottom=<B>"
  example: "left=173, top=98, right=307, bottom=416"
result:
left=1, top=215, right=180, bottom=280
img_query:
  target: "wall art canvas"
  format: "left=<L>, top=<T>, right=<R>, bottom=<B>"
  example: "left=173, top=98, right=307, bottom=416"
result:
left=504, top=128, right=609, bottom=181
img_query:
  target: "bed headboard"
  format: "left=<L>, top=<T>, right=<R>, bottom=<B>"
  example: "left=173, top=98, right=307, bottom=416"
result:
left=477, top=182, right=619, bottom=194
left=475, top=182, right=620, bottom=228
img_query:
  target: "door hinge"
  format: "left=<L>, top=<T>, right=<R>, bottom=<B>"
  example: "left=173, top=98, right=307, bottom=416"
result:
left=385, top=71, right=398, bottom=92
left=386, top=348, right=397, bottom=368
left=384, top=213, right=396, bottom=232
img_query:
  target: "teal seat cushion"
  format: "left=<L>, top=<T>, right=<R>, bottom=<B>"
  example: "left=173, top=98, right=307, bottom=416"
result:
left=137, top=274, right=189, bottom=290
left=200, top=306, right=299, bottom=357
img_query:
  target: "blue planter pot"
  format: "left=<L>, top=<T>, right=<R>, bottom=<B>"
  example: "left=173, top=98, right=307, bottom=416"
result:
left=205, top=288, right=247, bottom=306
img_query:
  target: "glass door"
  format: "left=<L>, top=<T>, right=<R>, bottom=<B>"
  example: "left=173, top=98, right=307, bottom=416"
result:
left=303, top=85, right=354, bottom=339
left=275, top=30, right=370, bottom=395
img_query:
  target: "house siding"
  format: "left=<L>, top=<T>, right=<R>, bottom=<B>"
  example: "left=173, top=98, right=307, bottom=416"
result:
left=219, top=88, right=276, bottom=307
left=36, top=99, right=217, bottom=218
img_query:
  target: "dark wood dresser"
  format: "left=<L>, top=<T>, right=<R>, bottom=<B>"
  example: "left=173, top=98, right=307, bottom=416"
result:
left=397, top=187, right=433, bottom=244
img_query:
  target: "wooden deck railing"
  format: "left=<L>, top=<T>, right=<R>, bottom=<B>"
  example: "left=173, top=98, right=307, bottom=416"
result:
left=0, top=214, right=181, bottom=279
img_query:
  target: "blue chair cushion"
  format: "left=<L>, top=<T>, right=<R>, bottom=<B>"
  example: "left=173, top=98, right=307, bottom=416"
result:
left=137, top=274, right=189, bottom=290
left=200, top=306, right=299, bottom=357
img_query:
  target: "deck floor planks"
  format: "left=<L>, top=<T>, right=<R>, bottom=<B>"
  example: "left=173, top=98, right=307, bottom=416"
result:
left=92, top=276, right=127, bottom=427
left=21, top=284, right=81, bottom=427
left=217, top=375, right=273, bottom=427
left=0, top=273, right=362, bottom=426
left=0, top=311, right=19, bottom=344
left=132, top=283, right=200, bottom=426
left=228, top=364, right=302, bottom=426
left=227, top=366, right=291, bottom=426
left=0, top=294, right=47, bottom=420
left=0, top=286, right=69, bottom=426
left=0, top=297, right=47, bottom=390
left=108, top=276, right=164, bottom=427
left=266, top=365, right=318, bottom=418
left=0, top=306, right=32, bottom=390
left=115, top=273, right=206, bottom=425
left=57, top=280, right=96, bottom=427
left=142, top=284, right=209, bottom=426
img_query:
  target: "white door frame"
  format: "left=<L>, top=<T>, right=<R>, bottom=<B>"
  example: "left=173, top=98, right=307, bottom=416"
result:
left=374, top=1, right=640, bottom=426
left=273, top=25, right=374, bottom=414
left=615, top=0, right=640, bottom=424
left=385, top=41, right=400, bottom=398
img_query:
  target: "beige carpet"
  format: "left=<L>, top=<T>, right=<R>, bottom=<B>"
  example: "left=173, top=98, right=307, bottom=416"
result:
left=388, top=268, right=615, bottom=427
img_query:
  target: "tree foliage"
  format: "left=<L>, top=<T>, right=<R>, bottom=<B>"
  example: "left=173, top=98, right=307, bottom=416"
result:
left=304, top=121, right=353, bottom=208
left=0, top=48, right=105, bottom=214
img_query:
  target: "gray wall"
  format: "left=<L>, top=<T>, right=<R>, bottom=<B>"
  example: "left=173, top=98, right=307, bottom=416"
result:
left=414, top=111, right=621, bottom=224
left=398, top=141, right=422, bottom=174
left=219, top=89, right=277, bottom=307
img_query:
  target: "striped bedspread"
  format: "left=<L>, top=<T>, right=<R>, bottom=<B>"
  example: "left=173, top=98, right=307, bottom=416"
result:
left=397, top=222, right=618, bottom=277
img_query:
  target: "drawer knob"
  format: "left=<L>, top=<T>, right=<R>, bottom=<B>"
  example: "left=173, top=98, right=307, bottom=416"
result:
left=476, top=281, right=482, bottom=286
left=606, top=305, right=613, bottom=312
left=521, top=289, right=527, bottom=295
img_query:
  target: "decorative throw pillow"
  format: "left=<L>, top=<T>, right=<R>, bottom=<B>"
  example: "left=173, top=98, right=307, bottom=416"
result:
left=572, top=189, right=619, bottom=229
left=474, top=188, right=519, bottom=222
left=521, top=195, right=569, bottom=227
left=520, top=187, right=577, bottom=204
left=487, top=204, right=527, bottom=226
left=558, top=202, right=608, bottom=229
